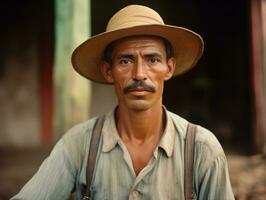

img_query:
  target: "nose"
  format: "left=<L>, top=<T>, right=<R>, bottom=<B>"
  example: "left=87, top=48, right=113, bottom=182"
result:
left=132, top=58, right=147, bottom=81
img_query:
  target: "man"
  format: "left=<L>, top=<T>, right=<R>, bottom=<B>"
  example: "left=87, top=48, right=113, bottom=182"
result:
left=12, top=5, right=234, bottom=200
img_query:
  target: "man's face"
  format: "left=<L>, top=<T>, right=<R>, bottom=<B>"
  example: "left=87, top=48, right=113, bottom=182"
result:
left=101, top=36, right=176, bottom=111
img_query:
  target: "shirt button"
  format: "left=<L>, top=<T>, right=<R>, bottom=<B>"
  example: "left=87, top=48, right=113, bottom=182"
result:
left=132, top=190, right=139, bottom=198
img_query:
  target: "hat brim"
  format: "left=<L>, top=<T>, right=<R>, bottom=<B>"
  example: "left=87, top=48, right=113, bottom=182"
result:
left=71, top=24, right=204, bottom=84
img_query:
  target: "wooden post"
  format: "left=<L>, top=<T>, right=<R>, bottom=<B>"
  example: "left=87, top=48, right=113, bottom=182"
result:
left=249, top=0, right=266, bottom=153
left=54, top=0, right=91, bottom=140
left=39, top=1, right=54, bottom=144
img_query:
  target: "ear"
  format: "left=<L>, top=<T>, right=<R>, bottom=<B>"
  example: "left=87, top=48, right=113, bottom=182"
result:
left=100, top=61, right=114, bottom=83
left=164, top=57, right=176, bottom=81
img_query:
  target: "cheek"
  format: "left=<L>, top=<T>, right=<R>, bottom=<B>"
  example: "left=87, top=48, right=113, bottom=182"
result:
left=112, top=76, right=128, bottom=96
left=156, top=79, right=165, bottom=92
left=113, top=81, right=124, bottom=93
left=149, top=64, right=170, bottom=79
left=153, top=77, right=166, bottom=96
left=112, top=70, right=131, bottom=86
left=149, top=71, right=167, bottom=86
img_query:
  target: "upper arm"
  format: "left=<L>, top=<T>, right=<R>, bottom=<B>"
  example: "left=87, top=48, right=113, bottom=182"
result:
left=11, top=139, right=77, bottom=200
left=193, top=126, right=235, bottom=200
left=11, top=119, right=96, bottom=200
left=197, top=155, right=235, bottom=200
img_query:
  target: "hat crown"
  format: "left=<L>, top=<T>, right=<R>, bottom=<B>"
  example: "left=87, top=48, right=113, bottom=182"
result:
left=106, top=5, right=164, bottom=32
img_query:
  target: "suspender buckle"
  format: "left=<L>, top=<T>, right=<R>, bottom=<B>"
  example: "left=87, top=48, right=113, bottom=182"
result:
left=82, top=195, right=90, bottom=200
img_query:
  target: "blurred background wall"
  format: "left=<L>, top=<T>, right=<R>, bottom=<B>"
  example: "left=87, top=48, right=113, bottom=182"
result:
left=0, top=0, right=265, bottom=153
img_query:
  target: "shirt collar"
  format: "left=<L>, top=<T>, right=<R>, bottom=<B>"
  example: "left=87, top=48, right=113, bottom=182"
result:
left=102, top=107, right=176, bottom=157
left=102, top=110, right=121, bottom=152
left=158, top=107, right=175, bottom=157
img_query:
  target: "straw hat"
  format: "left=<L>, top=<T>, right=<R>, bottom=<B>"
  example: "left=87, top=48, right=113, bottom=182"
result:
left=71, top=5, right=204, bottom=84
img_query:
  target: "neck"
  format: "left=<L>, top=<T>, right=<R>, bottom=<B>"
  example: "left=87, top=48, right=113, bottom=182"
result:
left=115, top=102, right=165, bottom=143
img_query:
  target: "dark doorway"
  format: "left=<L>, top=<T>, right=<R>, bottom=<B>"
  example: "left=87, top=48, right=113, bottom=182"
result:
left=91, top=0, right=252, bottom=153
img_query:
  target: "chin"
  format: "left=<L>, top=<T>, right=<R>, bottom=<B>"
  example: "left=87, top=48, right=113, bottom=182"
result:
left=125, top=100, right=154, bottom=111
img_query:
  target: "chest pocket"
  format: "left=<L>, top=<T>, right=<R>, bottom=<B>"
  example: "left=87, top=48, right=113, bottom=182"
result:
left=90, top=187, right=110, bottom=200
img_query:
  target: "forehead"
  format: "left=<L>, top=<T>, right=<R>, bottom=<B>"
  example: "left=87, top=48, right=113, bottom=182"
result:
left=111, top=36, right=166, bottom=55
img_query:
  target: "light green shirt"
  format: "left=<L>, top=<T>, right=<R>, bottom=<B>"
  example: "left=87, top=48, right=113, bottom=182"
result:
left=12, top=108, right=234, bottom=200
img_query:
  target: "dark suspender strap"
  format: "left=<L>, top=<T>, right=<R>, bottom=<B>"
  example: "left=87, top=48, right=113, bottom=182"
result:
left=184, top=123, right=197, bottom=200
left=83, top=116, right=105, bottom=200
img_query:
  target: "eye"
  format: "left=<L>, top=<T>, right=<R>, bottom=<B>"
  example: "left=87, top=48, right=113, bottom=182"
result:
left=149, top=56, right=160, bottom=64
left=119, top=58, right=132, bottom=65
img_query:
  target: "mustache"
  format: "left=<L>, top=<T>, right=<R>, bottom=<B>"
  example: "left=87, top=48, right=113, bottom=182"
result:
left=123, top=80, right=156, bottom=93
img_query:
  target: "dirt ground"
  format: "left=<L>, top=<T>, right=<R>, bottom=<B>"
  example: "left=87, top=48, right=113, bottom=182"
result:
left=227, top=153, right=266, bottom=200
left=0, top=147, right=265, bottom=200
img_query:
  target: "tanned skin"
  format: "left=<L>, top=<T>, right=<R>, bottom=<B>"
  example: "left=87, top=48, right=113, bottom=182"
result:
left=100, top=36, right=176, bottom=175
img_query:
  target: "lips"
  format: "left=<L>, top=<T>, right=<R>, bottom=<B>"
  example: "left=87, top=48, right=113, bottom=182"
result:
left=127, top=88, right=149, bottom=96
left=128, top=87, right=147, bottom=92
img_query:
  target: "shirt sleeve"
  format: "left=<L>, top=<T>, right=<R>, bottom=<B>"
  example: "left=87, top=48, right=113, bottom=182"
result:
left=197, top=155, right=235, bottom=200
left=10, top=139, right=77, bottom=200
left=192, top=125, right=235, bottom=200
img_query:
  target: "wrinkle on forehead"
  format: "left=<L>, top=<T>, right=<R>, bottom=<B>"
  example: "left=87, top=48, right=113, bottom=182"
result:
left=111, top=36, right=166, bottom=58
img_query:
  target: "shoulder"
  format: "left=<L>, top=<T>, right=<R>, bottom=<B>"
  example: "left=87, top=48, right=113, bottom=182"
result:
left=59, top=117, right=99, bottom=169
left=61, top=116, right=98, bottom=146
left=194, top=125, right=224, bottom=159
left=168, top=110, right=225, bottom=159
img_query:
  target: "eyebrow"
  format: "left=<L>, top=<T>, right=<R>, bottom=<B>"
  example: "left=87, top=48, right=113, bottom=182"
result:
left=144, top=53, right=162, bottom=58
left=116, top=53, right=135, bottom=60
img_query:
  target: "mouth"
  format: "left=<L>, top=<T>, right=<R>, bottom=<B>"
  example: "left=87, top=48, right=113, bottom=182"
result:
left=127, top=87, right=151, bottom=97
left=128, top=87, right=147, bottom=92
left=123, top=81, right=156, bottom=94
left=127, top=87, right=151, bottom=96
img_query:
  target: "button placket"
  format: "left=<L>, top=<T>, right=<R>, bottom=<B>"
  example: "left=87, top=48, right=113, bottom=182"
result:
left=132, top=154, right=158, bottom=188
